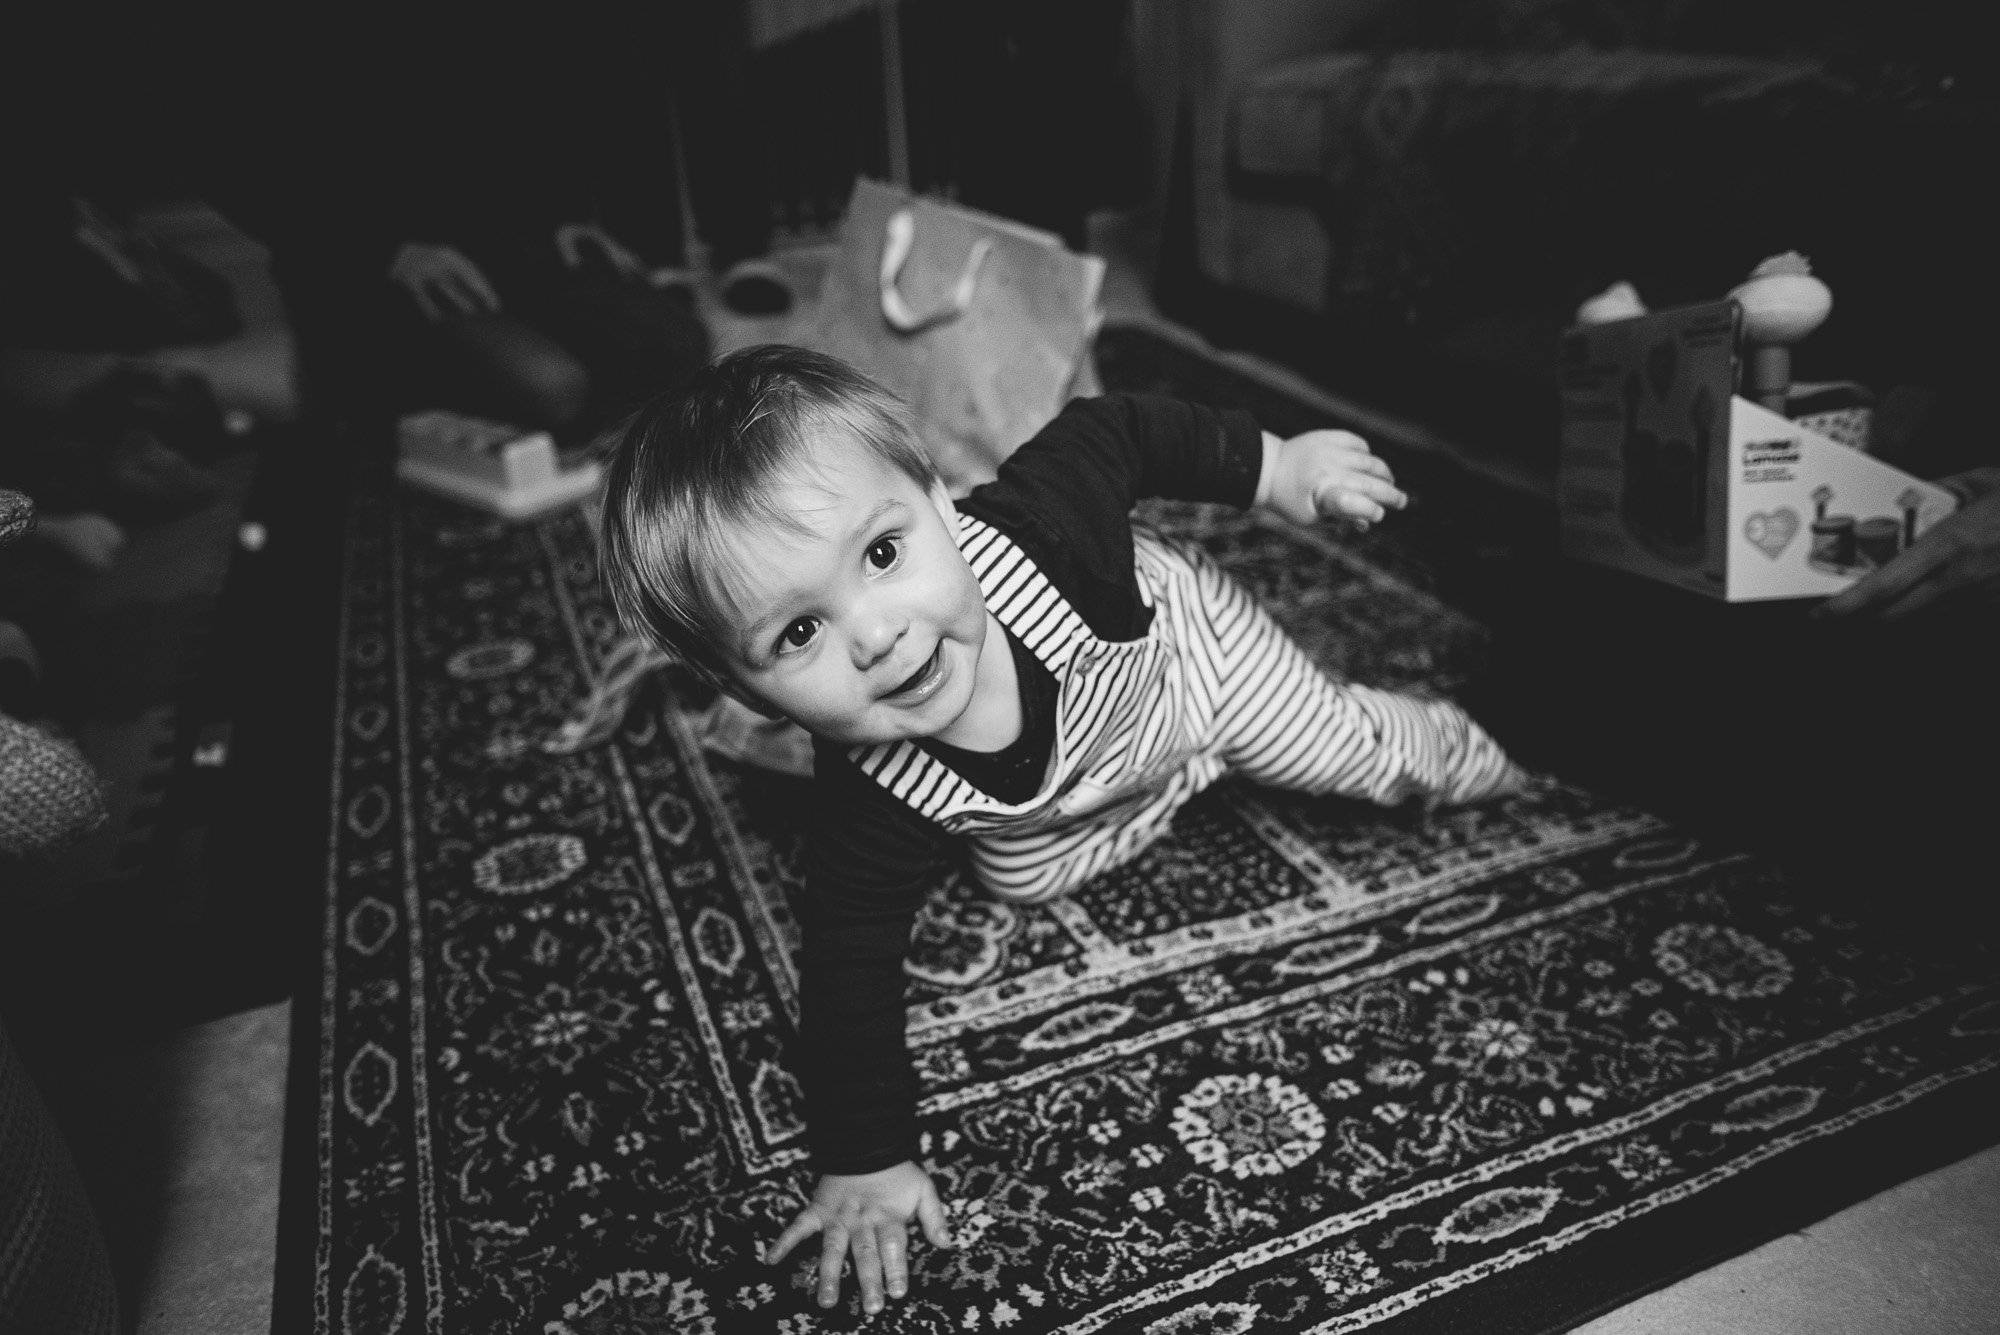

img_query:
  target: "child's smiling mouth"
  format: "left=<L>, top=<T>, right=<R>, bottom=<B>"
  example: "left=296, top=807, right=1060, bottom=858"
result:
left=885, top=644, right=945, bottom=702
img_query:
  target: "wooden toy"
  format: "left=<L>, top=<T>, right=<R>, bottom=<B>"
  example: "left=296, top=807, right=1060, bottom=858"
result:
left=1728, top=252, right=1832, bottom=414
left=395, top=411, right=601, bottom=521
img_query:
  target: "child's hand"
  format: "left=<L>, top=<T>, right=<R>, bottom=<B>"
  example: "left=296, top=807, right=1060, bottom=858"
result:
left=765, top=1161, right=954, bottom=1313
left=1256, top=429, right=1407, bottom=529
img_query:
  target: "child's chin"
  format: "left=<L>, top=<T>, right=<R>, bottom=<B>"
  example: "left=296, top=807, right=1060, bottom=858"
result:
left=825, top=710, right=935, bottom=748
left=852, top=695, right=968, bottom=749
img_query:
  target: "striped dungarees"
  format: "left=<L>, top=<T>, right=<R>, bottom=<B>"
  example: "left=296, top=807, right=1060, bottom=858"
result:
left=843, top=511, right=1516, bottom=904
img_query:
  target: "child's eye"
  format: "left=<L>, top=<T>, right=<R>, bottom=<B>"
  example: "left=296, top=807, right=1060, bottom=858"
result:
left=866, top=537, right=900, bottom=570
left=779, top=617, right=819, bottom=651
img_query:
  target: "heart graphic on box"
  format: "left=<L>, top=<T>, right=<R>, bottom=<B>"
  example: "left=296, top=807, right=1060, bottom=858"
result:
left=1744, top=508, right=1800, bottom=560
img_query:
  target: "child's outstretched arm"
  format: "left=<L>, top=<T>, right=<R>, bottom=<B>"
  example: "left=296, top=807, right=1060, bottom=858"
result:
left=1252, top=427, right=1529, bottom=807
left=766, top=1161, right=955, bottom=1313
left=782, top=751, right=963, bottom=1311
left=1256, top=428, right=1409, bottom=530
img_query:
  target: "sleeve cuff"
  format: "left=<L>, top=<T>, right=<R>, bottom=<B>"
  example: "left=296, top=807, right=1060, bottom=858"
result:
left=1216, top=408, right=1266, bottom=509
left=810, top=1132, right=922, bottom=1177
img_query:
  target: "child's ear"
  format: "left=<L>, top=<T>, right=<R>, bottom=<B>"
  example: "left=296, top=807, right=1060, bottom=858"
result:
left=927, top=477, right=960, bottom=535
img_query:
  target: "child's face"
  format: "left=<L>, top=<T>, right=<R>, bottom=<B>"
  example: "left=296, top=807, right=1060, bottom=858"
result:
left=711, top=435, right=989, bottom=747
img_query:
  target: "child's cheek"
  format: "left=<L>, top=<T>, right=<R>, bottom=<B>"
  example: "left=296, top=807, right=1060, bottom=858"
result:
left=955, top=570, right=988, bottom=640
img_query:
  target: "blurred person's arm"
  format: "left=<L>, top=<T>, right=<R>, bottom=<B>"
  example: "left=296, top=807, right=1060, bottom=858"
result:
left=1816, top=467, right=2000, bottom=620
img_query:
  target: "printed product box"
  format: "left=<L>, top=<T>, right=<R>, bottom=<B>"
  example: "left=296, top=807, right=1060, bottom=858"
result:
left=1557, top=301, right=1958, bottom=601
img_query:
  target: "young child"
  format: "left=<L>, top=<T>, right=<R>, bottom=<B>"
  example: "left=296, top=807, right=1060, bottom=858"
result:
left=597, top=346, right=1524, bottom=1314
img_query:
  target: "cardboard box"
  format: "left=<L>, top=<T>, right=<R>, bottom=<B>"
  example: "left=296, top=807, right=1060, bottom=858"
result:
left=1558, top=302, right=1957, bottom=601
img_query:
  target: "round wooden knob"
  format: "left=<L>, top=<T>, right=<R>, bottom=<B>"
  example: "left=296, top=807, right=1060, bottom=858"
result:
left=1729, top=252, right=1832, bottom=346
left=1731, top=252, right=1832, bottom=413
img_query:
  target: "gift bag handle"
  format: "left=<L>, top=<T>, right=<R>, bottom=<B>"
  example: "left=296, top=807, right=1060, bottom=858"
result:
left=879, top=208, right=994, bottom=334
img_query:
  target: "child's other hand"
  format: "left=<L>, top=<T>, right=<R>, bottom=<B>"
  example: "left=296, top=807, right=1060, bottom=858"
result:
left=765, top=1161, right=954, bottom=1313
left=1257, top=429, right=1407, bottom=529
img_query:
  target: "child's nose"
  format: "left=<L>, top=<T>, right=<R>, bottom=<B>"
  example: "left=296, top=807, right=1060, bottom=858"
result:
left=850, top=609, right=907, bottom=667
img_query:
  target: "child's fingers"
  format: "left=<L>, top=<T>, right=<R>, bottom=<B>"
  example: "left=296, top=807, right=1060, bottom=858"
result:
left=1313, top=486, right=1388, bottom=523
left=1346, top=452, right=1396, bottom=482
left=816, top=1227, right=850, bottom=1308
left=917, top=1183, right=955, bottom=1249
left=851, top=1226, right=887, bottom=1314
left=878, top=1220, right=912, bottom=1301
left=765, top=1207, right=823, bottom=1265
left=1300, top=428, right=1371, bottom=454
left=1339, top=473, right=1408, bottom=508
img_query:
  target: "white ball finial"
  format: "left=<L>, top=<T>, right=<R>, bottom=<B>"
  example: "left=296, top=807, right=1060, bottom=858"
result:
left=1730, top=252, right=1831, bottom=414
left=1730, top=252, right=1832, bottom=345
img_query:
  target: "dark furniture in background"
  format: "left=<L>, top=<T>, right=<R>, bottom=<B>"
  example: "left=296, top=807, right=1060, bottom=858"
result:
left=1140, top=0, right=2000, bottom=480
left=747, top=0, right=1149, bottom=248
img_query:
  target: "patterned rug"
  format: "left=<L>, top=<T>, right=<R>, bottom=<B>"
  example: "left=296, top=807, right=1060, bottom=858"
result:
left=282, top=340, right=2000, bottom=1335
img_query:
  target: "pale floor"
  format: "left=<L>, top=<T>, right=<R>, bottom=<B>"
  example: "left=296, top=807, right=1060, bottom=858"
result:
left=90, top=210, right=1999, bottom=1335
left=76, top=1004, right=289, bottom=1335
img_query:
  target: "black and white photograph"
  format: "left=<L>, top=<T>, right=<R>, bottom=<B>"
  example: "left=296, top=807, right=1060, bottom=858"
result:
left=2, top=3, right=1995, bottom=1333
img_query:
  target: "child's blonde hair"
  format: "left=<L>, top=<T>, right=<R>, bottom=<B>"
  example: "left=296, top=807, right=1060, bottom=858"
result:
left=597, top=344, right=937, bottom=683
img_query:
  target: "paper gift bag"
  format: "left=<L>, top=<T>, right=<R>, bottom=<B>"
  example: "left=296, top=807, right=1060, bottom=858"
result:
left=551, top=184, right=1108, bottom=776
left=800, top=178, right=1107, bottom=495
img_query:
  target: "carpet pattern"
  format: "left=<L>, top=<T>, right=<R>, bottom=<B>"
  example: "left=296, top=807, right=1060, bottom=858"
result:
left=301, top=450, right=1998, bottom=1334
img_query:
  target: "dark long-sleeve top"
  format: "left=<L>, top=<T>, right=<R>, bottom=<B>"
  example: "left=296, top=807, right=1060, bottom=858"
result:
left=800, top=393, right=1264, bottom=1174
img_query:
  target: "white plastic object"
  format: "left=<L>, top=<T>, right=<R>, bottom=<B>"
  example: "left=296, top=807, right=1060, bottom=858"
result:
left=1575, top=280, right=1648, bottom=326
left=878, top=208, right=993, bottom=334
left=394, top=411, right=602, bottom=521
left=1730, top=252, right=1832, bottom=346
left=1730, top=252, right=1833, bottom=413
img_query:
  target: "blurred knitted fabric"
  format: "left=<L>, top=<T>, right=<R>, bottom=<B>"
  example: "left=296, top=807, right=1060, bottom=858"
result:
left=0, top=715, right=109, bottom=864
left=0, top=489, right=109, bottom=865
left=0, top=485, right=119, bottom=1335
